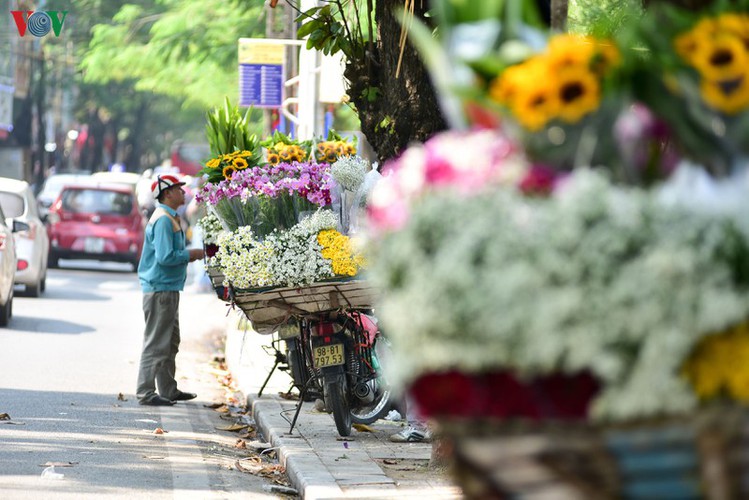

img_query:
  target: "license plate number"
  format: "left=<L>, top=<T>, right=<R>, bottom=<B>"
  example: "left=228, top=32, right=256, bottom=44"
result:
left=313, top=343, right=344, bottom=368
left=84, top=237, right=104, bottom=253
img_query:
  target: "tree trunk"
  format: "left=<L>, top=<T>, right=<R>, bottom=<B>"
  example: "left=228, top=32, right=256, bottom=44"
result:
left=345, top=0, right=447, bottom=165
left=550, top=0, right=569, bottom=31
left=123, top=99, right=149, bottom=172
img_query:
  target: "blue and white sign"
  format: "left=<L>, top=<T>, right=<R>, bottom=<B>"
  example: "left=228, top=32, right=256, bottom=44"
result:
left=239, top=64, right=283, bottom=108
left=238, top=39, right=285, bottom=109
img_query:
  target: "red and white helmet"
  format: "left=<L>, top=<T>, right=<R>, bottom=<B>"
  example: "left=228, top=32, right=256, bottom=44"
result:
left=151, top=174, right=185, bottom=199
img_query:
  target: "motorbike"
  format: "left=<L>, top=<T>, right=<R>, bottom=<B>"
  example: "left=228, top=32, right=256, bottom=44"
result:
left=284, top=309, right=393, bottom=437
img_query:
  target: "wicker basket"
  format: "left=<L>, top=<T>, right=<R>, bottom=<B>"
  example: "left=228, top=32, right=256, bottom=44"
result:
left=230, top=278, right=376, bottom=334
left=435, top=408, right=749, bottom=500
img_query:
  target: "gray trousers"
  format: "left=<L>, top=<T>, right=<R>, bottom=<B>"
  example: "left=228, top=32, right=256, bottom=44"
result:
left=136, top=291, right=181, bottom=402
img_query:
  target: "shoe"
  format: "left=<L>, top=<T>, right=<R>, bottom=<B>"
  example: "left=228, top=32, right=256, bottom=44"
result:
left=139, top=395, right=176, bottom=406
left=171, top=391, right=197, bottom=401
left=389, top=426, right=431, bottom=443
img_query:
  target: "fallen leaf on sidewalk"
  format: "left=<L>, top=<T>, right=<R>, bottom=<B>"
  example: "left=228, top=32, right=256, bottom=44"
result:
left=215, top=423, right=250, bottom=432
left=39, top=462, right=78, bottom=468
left=383, top=459, right=398, bottom=465
left=238, top=425, right=257, bottom=436
left=203, top=402, right=224, bottom=409
left=153, top=428, right=168, bottom=434
left=278, top=391, right=298, bottom=401
left=352, top=423, right=376, bottom=433
left=235, top=457, right=262, bottom=474
left=235, top=439, right=246, bottom=449
left=0, top=413, right=24, bottom=425
left=143, top=455, right=165, bottom=460
left=117, top=393, right=128, bottom=401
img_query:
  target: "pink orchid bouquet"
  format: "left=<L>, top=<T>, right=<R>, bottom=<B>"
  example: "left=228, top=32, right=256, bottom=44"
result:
left=196, top=160, right=333, bottom=236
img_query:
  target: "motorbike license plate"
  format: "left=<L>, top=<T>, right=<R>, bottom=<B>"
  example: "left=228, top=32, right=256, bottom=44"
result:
left=313, top=343, right=344, bottom=368
left=84, top=237, right=105, bottom=253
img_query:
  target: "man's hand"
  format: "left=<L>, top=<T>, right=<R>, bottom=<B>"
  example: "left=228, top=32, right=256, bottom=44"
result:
left=188, top=248, right=205, bottom=262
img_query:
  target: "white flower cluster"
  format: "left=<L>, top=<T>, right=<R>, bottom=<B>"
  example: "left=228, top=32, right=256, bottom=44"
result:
left=211, top=210, right=338, bottom=289
left=370, top=169, right=749, bottom=421
left=196, top=211, right=224, bottom=244
left=330, top=155, right=369, bottom=192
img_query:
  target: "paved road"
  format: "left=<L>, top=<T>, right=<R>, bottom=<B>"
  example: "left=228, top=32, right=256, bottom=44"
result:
left=0, top=261, right=286, bottom=499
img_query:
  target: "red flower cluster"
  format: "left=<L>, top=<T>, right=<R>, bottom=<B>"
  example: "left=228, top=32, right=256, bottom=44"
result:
left=409, top=370, right=599, bottom=421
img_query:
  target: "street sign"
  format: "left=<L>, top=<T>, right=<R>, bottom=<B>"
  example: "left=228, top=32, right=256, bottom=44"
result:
left=238, top=39, right=285, bottom=108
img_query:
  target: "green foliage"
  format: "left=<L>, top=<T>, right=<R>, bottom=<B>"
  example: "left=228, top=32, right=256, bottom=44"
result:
left=205, top=98, right=260, bottom=157
left=568, top=0, right=644, bottom=37
left=81, top=0, right=266, bottom=108
left=295, top=1, right=371, bottom=60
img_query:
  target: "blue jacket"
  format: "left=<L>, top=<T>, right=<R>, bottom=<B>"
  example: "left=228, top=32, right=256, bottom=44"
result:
left=138, top=205, right=190, bottom=292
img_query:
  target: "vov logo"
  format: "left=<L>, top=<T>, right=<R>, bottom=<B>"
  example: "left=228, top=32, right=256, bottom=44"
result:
left=11, top=10, right=68, bottom=37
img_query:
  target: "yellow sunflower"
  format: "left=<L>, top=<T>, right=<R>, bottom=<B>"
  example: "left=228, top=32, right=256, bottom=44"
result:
left=279, top=148, right=293, bottom=161
left=690, top=35, right=748, bottom=81
left=555, top=67, right=601, bottom=124
left=222, top=164, right=237, bottom=179
left=700, top=76, right=749, bottom=114
left=716, top=13, right=749, bottom=41
left=511, top=80, right=559, bottom=131
left=232, top=157, right=249, bottom=170
left=205, top=158, right=220, bottom=169
left=590, top=41, right=621, bottom=75
left=547, top=34, right=597, bottom=71
left=674, top=30, right=706, bottom=64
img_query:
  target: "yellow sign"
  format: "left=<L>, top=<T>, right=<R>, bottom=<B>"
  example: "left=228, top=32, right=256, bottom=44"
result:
left=238, top=39, right=285, bottom=65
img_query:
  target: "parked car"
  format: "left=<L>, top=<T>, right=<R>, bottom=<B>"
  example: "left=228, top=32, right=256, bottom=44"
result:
left=46, top=184, right=145, bottom=270
left=0, top=178, right=49, bottom=296
left=0, top=202, right=24, bottom=325
left=37, top=172, right=91, bottom=221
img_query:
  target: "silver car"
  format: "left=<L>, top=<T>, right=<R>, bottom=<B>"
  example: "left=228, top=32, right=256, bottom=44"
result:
left=0, top=179, right=49, bottom=297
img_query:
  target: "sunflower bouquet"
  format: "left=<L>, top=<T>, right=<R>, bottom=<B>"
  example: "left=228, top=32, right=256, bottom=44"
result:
left=201, top=149, right=263, bottom=184
left=314, top=130, right=357, bottom=164
left=260, top=131, right=313, bottom=166
left=629, top=2, right=749, bottom=174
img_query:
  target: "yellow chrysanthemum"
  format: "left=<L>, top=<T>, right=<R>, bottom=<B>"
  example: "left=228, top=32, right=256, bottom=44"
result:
left=222, top=164, right=237, bottom=179
left=233, top=157, right=248, bottom=169
left=317, top=229, right=364, bottom=277
left=206, top=158, right=220, bottom=169
left=683, top=321, right=749, bottom=402
left=690, top=35, right=748, bottom=81
left=700, top=77, right=749, bottom=114
left=555, top=67, right=601, bottom=123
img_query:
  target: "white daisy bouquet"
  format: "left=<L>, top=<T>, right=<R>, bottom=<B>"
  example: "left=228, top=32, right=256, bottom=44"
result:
left=211, top=210, right=365, bottom=289
left=196, top=211, right=223, bottom=245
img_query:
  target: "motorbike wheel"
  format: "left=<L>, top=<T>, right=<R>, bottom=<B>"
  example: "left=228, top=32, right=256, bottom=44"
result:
left=350, top=335, right=394, bottom=424
left=324, top=370, right=352, bottom=437
left=350, top=387, right=392, bottom=425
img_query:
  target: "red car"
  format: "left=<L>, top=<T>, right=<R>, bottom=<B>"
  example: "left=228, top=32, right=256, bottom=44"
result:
left=46, top=183, right=145, bottom=270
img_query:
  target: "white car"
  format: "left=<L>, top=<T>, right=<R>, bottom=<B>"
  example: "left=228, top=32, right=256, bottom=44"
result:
left=0, top=179, right=49, bottom=297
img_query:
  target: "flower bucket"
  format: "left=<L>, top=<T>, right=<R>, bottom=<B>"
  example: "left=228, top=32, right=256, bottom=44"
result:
left=433, top=408, right=749, bottom=500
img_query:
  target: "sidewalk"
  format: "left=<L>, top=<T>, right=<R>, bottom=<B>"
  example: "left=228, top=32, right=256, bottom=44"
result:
left=221, top=312, right=462, bottom=500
